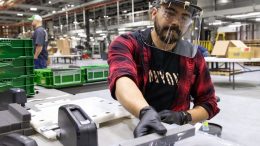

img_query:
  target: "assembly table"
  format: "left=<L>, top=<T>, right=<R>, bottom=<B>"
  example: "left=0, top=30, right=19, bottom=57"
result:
left=49, top=55, right=82, bottom=64
left=26, top=87, right=240, bottom=146
left=205, top=57, right=260, bottom=89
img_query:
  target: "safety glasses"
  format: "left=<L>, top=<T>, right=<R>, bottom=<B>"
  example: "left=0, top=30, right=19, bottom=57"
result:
left=158, top=6, right=193, bottom=26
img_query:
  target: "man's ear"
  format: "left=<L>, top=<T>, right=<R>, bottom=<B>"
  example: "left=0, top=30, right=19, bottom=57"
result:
left=151, top=7, right=158, bottom=20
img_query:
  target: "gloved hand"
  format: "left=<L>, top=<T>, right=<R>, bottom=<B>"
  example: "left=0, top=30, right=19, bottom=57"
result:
left=159, top=110, right=192, bottom=125
left=134, top=106, right=167, bottom=138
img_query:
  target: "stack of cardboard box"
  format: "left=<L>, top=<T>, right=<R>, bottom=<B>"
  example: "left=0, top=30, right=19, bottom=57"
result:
left=56, top=38, right=71, bottom=55
left=211, top=40, right=254, bottom=59
left=251, top=47, right=260, bottom=58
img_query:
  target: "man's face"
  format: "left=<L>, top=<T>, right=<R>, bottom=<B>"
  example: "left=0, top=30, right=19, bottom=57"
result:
left=153, top=4, right=192, bottom=44
left=32, top=20, right=37, bottom=27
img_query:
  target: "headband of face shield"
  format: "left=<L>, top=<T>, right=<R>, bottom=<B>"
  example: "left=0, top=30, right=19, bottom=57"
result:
left=152, top=0, right=203, bottom=58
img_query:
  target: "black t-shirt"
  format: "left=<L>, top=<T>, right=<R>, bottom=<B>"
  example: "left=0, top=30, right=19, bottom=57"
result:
left=144, top=32, right=180, bottom=112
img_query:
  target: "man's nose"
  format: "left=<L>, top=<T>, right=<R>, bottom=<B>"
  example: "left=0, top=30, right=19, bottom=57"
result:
left=169, top=18, right=181, bottom=27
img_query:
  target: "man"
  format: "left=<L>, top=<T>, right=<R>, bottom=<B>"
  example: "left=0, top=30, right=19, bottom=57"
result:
left=29, top=15, right=48, bottom=69
left=108, top=0, right=220, bottom=138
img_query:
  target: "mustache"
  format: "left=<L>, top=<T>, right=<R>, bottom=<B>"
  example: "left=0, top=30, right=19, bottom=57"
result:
left=162, top=25, right=181, bottom=36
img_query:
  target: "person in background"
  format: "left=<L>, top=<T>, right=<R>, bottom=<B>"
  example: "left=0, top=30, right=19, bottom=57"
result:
left=108, top=0, right=220, bottom=138
left=198, top=45, right=210, bottom=57
left=29, top=15, right=48, bottom=69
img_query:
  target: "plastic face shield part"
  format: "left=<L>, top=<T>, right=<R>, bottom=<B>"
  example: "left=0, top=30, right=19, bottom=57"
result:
left=153, top=2, right=203, bottom=58
left=159, top=7, right=193, bottom=27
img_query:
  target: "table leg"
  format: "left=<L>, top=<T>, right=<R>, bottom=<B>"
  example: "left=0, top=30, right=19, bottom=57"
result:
left=232, top=62, right=235, bottom=90
left=229, top=62, right=231, bottom=82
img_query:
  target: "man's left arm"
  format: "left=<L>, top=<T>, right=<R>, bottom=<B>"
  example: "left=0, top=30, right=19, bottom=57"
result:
left=188, top=51, right=220, bottom=123
left=34, top=30, right=45, bottom=59
left=159, top=52, right=220, bottom=125
left=34, top=45, right=43, bottom=59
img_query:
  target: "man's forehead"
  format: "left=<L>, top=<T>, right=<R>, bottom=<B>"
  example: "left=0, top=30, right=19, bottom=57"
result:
left=161, top=3, right=191, bottom=15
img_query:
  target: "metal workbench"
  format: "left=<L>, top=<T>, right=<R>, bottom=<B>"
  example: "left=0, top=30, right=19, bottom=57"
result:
left=27, top=87, right=241, bottom=146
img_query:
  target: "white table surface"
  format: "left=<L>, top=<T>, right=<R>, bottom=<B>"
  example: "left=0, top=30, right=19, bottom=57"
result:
left=27, top=88, right=241, bottom=146
left=205, top=57, right=260, bottom=63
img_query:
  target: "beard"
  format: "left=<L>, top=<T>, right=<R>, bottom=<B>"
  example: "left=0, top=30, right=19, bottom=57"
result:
left=154, top=16, right=182, bottom=44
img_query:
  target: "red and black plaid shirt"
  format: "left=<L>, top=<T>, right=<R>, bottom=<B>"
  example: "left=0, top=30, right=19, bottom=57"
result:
left=108, top=29, right=220, bottom=119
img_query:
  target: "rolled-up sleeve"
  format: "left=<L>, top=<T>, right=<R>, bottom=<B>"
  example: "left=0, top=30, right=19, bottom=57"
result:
left=190, top=52, right=220, bottom=119
left=107, top=34, right=139, bottom=99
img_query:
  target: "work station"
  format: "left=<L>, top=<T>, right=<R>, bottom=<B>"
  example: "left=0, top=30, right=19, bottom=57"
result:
left=0, top=0, right=260, bottom=146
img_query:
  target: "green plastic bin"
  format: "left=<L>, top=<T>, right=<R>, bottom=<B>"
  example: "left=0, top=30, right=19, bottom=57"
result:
left=0, top=56, right=34, bottom=67
left=34, top=68, right=83, bottom=88
left=0, top=63, right=34, bottom=78
left=0, top=75, right=35, bottom=96
left=0, top=83, right=11, bottom=92
left=81, top=65, right=109, bottom=83
left=0, top=39, right=33, bottom=58
left=0, top=39, right=33, bottom=47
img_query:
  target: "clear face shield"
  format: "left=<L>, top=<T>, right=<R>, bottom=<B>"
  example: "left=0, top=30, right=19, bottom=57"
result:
left=153, top=1, right=203, bottom=58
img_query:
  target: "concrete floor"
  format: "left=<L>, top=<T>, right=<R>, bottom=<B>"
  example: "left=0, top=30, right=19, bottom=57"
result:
left=209, top=67, right=260, bottom=146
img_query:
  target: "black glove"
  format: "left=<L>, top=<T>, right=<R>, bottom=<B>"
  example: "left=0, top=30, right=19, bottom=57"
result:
left=134, top=106, right=167, bottom=138
left=159, top=110, right=192, bottom=125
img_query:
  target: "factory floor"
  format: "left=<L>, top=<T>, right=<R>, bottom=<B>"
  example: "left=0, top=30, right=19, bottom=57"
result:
left=210, top=66, right=260, bottom=146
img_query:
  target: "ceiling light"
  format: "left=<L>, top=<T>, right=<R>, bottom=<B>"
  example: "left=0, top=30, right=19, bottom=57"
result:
left=227, top=12, right=260, bottom=19
left=71, top=5, right=74, bottom=7
left=118, top=28, right=126, bottom=31
left=219, top=0, right=229, bottom=4
left=228, top=22, right=245, bottom=28
left=17, top=13, right=23, bottom=16
left=209, top=20, right=223, bottom=26
left=228, top=24, right=241, bottom=28
left=52, top=10, right=56, bottom=14
left=119, top=31, right=126, bottom=34
left=0, top=1, right=4, bottom=6
left=96, top=30, right=103, bottom=33
left=123, top=10, right=127, bottom=13
left=30, top=7, right=37, bottom=11
left=48, top=1, right=51, bottom=4
left=256, top=18, right=260, bottom=21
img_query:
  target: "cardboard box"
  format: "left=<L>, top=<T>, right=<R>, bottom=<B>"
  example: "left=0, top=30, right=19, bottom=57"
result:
left=211, top=40, right=253, bottom=58
left=227, top=47, right=253, bottom=59
left=211, top=41, right=230, bottom=56
left=252, top=47, right=260, bottom=58
left=56, top=38, right=71, bottom=55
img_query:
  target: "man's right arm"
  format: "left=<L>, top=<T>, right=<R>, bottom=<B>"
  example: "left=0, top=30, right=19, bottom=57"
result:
left=115, top=77, right=149, bottom=117
left=108, top=34, right=167, bottom=137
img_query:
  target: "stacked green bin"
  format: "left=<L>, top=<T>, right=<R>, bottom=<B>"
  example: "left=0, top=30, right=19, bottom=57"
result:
left=0, top=76, right=34, bottom=96
left=0, top=39, right=34, bottom=96
left=34, top=68, right=83, bottom=88
left=0, top=58, right=34, bottom=79
left=81, top=64, right=109, bottom=83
